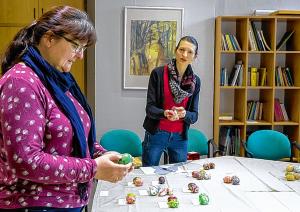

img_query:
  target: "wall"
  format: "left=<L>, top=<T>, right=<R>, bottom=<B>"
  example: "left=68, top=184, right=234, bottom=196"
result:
left=92, top=0, right=300, bottom=140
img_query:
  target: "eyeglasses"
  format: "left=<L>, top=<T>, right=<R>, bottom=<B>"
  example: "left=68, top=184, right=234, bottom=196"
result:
left=59, top=34, right=87, bottom=54
left=177, top=47, right=195, bottom=57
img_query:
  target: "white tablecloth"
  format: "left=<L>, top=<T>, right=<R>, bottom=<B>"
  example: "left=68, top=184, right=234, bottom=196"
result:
left=91, top=156, right=300, bottom=212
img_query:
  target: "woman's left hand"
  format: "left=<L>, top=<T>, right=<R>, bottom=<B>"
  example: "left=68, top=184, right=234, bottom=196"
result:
left=173, top=106, right=186, bottom=119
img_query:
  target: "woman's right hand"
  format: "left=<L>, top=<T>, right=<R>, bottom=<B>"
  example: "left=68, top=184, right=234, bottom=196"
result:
left=164, top=109, right=179, bottom=121
left=94, top=152, right=132, bottom=183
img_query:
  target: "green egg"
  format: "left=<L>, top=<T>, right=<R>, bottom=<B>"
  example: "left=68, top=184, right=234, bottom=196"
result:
left=118, top=153, right=133, bottom=165
left=199, top=193, right=209, bottom=205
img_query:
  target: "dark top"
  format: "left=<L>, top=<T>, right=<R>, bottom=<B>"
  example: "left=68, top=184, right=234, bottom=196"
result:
left=143, top=65, right=201, bottom=139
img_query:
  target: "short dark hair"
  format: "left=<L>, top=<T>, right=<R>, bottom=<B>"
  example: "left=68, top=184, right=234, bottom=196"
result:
left=1, top=6, right=97, bottom=73
left=175, top=36, right=199, bottom=56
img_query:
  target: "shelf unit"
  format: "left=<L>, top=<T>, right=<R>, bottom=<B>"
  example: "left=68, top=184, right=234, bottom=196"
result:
left=214, top=16, right=300, bottom=161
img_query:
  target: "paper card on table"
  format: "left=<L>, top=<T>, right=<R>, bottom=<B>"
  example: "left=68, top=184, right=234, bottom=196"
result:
left=127, top=182, right=134, bottom=187
left=152, top=180, right=159, bottom=186
left=182, top=187, right=191, bottom=193
left=158, top=201, right=169, bottom=209
left=140, top=167, right=155, bottom=175
left=118, top=199, right=126, bottom=205
left=99, top=191, right=109, bottom=196
left=192, top=199, right=199, bottom=205
left=139, top=190, right=148, bottom=196
left=176, top=166, right=185, bottom=173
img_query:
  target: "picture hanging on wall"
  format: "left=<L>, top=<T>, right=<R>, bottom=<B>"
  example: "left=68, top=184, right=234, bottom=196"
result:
left=123, top=6, right=184, bottom=89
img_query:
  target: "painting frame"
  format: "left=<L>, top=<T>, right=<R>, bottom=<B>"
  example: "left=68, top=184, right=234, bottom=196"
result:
left=123, top=6, right=184, bottom=89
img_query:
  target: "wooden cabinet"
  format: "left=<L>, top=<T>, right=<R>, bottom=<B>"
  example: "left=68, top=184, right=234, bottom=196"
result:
left=0, top=0, right=86, bottom=93
left=0, top=0, right=37, bottom=24
left=214, top=16, right=300, bottom=161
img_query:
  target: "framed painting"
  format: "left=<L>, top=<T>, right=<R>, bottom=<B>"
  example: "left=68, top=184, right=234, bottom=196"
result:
left=123, top=6, right=184, bottom=89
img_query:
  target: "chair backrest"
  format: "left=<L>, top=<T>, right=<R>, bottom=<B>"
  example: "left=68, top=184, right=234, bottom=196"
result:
left=100, top=129, right=142, bottom=157
left=187, top=128, right=209, bottom=155
left=247, top=130, right=291, bottom=160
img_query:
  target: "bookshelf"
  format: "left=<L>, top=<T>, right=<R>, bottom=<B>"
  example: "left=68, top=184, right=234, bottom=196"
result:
left=214, top=16, right=300, bottom=161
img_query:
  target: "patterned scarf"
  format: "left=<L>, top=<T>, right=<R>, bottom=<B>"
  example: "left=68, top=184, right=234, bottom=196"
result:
left=168, top=59, right=196, bottom=104
left=22, top=46, right=95, bottom=201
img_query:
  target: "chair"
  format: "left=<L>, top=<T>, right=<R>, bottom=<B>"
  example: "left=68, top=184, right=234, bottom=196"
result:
left=187, top=128, right=219, bottom=158
left=242, top=130, right=300, bottom=161
left=100, top=129, right=142, bottom=157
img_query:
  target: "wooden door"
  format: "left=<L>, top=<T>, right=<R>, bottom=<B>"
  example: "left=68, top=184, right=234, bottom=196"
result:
left=39, top=0, right=86, bottom=93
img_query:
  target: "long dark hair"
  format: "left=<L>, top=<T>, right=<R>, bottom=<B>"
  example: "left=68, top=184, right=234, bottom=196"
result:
left=1, top=5, right=97, bottom=73
left=176, top=35, right=199, bottom=56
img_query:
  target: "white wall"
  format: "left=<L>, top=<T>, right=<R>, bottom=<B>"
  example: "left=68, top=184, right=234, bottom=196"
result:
left=91, top=0, right=300, bottom=141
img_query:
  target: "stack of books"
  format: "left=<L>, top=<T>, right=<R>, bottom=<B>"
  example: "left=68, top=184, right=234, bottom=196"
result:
left=249, top=21, right=271, bottom=51
left=274, top=98, right=289, bottom=121
left=247, top=67, right=267, bottom=86
left=220, top=60, right=243, bottom=86
left=247, top=100, right=263, bottom=121
left=219, top=127, right=241, bottom=156
left=221, top=33, right=241, bottom=51
left=275, top=66, right=294, bottom=86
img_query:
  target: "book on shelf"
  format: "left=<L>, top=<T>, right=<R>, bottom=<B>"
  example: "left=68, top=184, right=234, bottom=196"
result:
left=247, top=100, right=263, bottom=121
left=275, top=66, right=294, bottom=86
left=274, top=98, right=284, bottom=121
left=248, top=25, right=258, bottom=51
left=230, top=34, right=241, bottom=51
left=250, top=21, right=264, bottom=51
left=285, top=67, right=294, bottom=86
left=219, top=127, right=231, bottom=155
left=220, top=67, right=228, bottom=86
left=258, top=102, right=263, bottom=120
left=225, top=34, right=234, bottom=51
left=249, top=67, right=257, bottom=86
left=228, top=60, right=243, bottom=86
left=219, top=113, right=233, bottom=121
left=219, top=127, right=241, bottom=156
left=222, top=33, right=241, bottom=51
left=258, top=30, right=271, bottom=51
left=276, top=31, right=295, bottom=50
left=258, top=67, right=267, bottom=86
left=280, top=103, right=289, bottom=121
left=249, top=21, right=272, bottom=51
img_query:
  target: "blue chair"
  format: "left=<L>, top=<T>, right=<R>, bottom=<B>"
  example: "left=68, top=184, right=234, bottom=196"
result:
left=100, top=129, right=142, bottom=157
left=187, top=128, right=219, bottom=158
left=242, top=130, right=300, bottom=161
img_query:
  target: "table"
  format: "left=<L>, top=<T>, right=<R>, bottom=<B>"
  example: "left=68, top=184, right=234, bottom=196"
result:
left=91, top=156, right=300, bottom=212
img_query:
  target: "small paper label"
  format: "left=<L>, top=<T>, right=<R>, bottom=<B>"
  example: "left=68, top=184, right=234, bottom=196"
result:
left=158, top=201, right=169, bottom=208
left=118, top=199, right=127, bottom=205
left=152, top=181, right=159, bottom=186
left=182, top=187, right=191, bottom=193
left=127, top=182, right=134, bottom=187
left=99, top=191, right=109, bottom=196
left=139, top=190, right=148, bottom=196
left=192, top=199, right=199, bottom=205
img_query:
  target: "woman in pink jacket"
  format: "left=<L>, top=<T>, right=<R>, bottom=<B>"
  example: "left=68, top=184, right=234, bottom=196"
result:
left=0, top=6, right=131, bottom=212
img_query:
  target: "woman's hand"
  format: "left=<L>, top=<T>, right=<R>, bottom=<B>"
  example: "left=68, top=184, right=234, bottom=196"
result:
left=173, top=106, right=186, bottom=119
left=164, top=109, right=179, bottom=121
left=94, top=152, right=132, bottom=183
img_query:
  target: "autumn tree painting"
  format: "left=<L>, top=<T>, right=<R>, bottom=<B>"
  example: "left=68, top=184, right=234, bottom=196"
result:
left=130, top=20, right=177, bottom=76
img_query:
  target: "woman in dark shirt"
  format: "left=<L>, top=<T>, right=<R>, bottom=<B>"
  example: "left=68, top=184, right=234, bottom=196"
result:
left=142, top=36, right=201, bottom=166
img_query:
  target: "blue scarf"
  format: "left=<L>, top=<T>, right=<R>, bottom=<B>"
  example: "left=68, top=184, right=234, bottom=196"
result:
left=22, top=46, right=95, bottom=200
